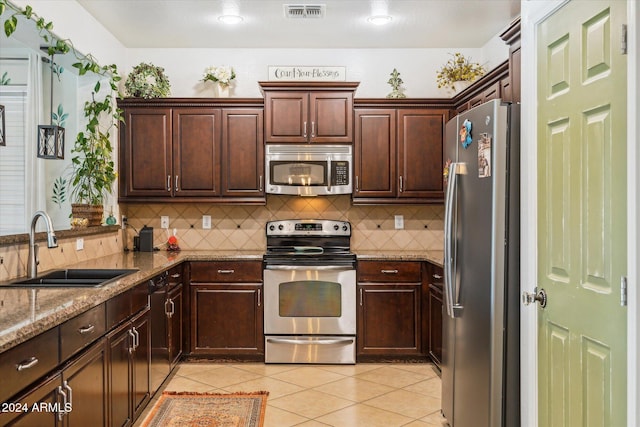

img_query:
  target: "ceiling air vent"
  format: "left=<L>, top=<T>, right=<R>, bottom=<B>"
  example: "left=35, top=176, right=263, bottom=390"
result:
left=284, top=4, right=325, bottom=19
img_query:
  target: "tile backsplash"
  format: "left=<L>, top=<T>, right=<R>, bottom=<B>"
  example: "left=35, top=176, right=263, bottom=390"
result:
left=123, top=195, right=444, bottom=252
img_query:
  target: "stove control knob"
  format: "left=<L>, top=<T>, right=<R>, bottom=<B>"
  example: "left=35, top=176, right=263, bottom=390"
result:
left=333, top=224, right=339, bottom=231
left=278, top=224, right=284, bottom=231
left=269, top=225, right=275, bottom=231
left=342, top=225, right=348, bottom=232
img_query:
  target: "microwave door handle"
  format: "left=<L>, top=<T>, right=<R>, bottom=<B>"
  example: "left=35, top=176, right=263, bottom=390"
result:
left=327, top=155, right=332, bottom=191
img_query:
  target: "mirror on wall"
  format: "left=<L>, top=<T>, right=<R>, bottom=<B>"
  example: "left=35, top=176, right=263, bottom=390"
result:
left=0, top=6, right=102, bottom=236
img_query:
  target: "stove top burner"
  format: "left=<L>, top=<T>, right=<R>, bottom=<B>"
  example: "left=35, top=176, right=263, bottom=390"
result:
left=264, top=219, right=355, bottom=267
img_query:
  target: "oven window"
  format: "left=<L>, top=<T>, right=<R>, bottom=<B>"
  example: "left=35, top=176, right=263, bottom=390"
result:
left=270, top=161, right=327, bottom=186
left=279, top=280, right=341, bottom=317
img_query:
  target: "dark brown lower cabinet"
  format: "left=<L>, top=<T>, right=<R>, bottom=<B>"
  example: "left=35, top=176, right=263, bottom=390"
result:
left=357, top=283, right=422, bottom=357
left=0, top=338, right=108, bottom=427
left=428, top=284, right=443, bottom=367
left=190, top=283, right=264, bottom=358
left=108, top=308, right=151, bottom=427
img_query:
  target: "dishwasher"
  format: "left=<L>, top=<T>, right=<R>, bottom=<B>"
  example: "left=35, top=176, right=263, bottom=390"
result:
left=149, top=270, right=170, bottom=394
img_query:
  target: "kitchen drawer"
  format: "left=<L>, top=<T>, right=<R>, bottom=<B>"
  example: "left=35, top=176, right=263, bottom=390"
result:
left=0, top=327, right=59, bottom=403
left=60, top=303, right=106, bottom=360
left=357, top=261, right=421, bottom=282
left=106, top=282, right=149, bottom=329
left=190, top=261, right=262, bottom=283
left=428, top=263, right=444, bottom=290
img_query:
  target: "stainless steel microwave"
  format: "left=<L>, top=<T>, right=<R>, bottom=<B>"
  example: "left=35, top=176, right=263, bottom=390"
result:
left=265, top=144, right=352, bottom=196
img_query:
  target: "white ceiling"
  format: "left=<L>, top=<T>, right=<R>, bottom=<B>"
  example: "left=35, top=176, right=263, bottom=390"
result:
left=75, top=0, right=521, bottom=49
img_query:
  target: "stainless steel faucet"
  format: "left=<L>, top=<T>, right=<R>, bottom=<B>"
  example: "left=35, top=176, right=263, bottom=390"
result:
left=28, top=210, right=58, bottom=278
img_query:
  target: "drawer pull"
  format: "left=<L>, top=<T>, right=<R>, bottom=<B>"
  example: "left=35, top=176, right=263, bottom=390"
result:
left=381, top=269, right=399, bottom=274
left=78, top=324, right=95, bottom=335
left=433, top=274, right=442, bottom=280
left=171, top=273, right=181, bottom=278
left=16, top=356, right=39, bottom=371
left=217, top=269, right=235, bottom=274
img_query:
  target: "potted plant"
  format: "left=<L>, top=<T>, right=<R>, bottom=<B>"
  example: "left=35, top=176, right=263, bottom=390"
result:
left=436, top=52, right=486, bottom=91
left=70, top=88, right=119, bottom=226
left=202, top=65, right=236, bottom=97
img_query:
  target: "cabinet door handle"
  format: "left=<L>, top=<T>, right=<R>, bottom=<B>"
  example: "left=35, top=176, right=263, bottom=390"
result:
left=257, top=289, right=261, bottom=307
left=165, top=298, right=171, bottom=316
left=16, top=356, right=39, bottom=371
left=433, top=274, right=442, bottom=280
left=57, top=385, right=67, bottom=421
left=355, top=176, right=359, bottom=192
left=78, top=324, right=95, bottom=335
left=311, top=121, right=316, bottom=138
left=128, top=329, right=136, bottom=353
left=217, top=269, right=235, bottom=274
left=359, top=288, right=363, bottom=306
left=175, top=175, right=179, bottom=192
left=399, top=175, right=404, bottom=193
left=259, top=175, right=263, bottom=192
left=381, top=269, right=399, bottom=274
left=167, top=175, right=171, bottom=192
left=168, top=299, right=175, bottom=318
left=303, top=121, right=307, bottom=138
left=63, top=380, right=73, bottom=414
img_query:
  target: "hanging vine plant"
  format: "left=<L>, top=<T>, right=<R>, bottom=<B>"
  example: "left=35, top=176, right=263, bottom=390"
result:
left=1, top=0, right=123, bottom=216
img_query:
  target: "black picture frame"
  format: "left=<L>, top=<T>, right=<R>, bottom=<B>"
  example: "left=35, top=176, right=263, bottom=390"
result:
left=0, top=104, right=5, bottom=146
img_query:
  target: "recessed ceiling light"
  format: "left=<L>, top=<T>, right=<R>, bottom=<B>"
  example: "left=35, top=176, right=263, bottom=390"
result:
left=218, top=15, right=244, bottom=24
left=367, top=15, right=392, bottom=26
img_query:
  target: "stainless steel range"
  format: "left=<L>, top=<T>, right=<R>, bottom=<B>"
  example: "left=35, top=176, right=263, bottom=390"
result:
left=263, top=219, right=357, bottom=364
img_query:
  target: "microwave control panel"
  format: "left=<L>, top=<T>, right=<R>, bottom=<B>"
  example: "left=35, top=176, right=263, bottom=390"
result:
left=331, top=161, right=350, bottom=185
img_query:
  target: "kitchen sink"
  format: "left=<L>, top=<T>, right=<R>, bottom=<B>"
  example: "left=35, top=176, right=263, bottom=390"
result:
left=9, top=269, right=139, bottom=288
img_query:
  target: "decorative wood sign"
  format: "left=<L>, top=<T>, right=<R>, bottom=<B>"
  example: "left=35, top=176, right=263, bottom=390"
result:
left=268, top=66, right=346, bottom=81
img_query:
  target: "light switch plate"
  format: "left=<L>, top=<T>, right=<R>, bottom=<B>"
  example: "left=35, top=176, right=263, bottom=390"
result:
left=394, top=215, right=404, bottom=230
left=202, top=215, right=212, bottom=229
left=76, top=238, right=84, bottom=251
left=161, top=216, right=169, bottom=229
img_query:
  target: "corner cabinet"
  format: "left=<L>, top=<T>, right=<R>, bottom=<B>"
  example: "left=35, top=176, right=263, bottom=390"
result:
left=260, top=82, right=358, bottom=144
left=118, top=98, right=265, bottom=204
left=353, top=101, right=451, bottom=204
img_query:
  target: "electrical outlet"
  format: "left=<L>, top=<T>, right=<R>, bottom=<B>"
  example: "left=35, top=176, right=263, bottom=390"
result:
left=76, top=238, right=84, bottom=251
left=161, top=216, right=169, bottom=229
left=394, top=215, right=404, bottom=230
left=202, top=215, right=212, bottom=229
left=121, top=215, right=128, bottom=230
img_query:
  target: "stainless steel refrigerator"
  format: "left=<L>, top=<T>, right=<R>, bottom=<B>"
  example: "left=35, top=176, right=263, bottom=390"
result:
left=441, top=99, right=520, bottom=427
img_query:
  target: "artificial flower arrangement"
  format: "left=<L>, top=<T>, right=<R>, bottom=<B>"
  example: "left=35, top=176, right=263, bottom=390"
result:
left=166, top=228, right=180, bottom=252
left=124, top=62, right=171, bottom=98
left=436, top=53, right=486, bottom=90
left=202, top=65, right=236, bottom=87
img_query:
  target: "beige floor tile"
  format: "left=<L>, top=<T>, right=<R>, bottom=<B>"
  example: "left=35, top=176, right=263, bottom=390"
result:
left=233, top=363, right=301, bottom=376
left=163, top=375, right=219, bottom=393
left=186, top=365, right=264, bottom=388
left=315, top=363, right=387, bottom=376
left=271, top=366, right=347, bottom=388
left=293, top=421, right=334, bottom=427
left=174, top=362, right=225, bottom=377
left=315, top=403, right=414, bottom=427
left=356, top=365, right=430, bottom=388
left=403, top=420, right=434, bottom=426
left=364, top=389, right=441, bottom=419
left=421, top=409, right=447, bottom=425
left=403, top=376, right=442, bottom=398
left=313, top=377, right=395, bottom=402
left=269, top=389, right=354, bottom=419
left=263, top=405, right=310, bottom=427
left=219, top=376, right=304, bottom=399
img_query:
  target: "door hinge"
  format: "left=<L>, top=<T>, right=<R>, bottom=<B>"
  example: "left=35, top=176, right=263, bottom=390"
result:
left=621, top=276, right=627, bottom=307
left=621, top=24, right=628, bottom=55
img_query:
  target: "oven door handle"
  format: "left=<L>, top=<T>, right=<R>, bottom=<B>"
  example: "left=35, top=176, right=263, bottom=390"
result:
left=266, top=337, right=355, bottom=346
left=265, top=265, right=354, bottom=271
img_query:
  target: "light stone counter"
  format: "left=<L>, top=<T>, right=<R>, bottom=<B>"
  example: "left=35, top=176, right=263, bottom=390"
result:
left=355, top=250, right=443, bottom=267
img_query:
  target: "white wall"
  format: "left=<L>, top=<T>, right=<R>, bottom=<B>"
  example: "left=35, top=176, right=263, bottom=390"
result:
left=14, top=1, right=508, bottom=99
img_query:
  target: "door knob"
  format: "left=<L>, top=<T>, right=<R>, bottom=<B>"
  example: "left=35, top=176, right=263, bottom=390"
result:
left=522, top=288, right=547, bottom=308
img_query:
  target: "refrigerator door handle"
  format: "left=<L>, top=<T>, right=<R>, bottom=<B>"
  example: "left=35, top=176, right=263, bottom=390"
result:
left=444, top=162, right=463, bottom=318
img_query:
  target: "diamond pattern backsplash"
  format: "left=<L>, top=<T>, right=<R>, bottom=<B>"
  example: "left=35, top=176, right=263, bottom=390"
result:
left=123, top=195, right=444, bottom=252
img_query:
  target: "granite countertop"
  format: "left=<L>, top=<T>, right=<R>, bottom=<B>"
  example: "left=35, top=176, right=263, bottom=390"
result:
left=0, top=249, right=442, bottom=353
